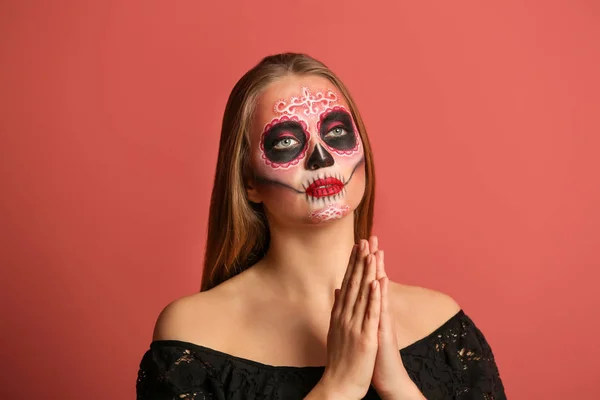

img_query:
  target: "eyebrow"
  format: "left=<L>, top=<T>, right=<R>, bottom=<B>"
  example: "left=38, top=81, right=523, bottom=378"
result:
left=262, top=120, right=307, bottom=147
left=265, top=120, right=305, bottom=135
left=320, top=110, right=354, bottom=132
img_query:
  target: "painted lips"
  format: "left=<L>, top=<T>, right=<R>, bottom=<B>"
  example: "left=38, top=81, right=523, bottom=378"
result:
left=305, top=177, right=344, bottom=198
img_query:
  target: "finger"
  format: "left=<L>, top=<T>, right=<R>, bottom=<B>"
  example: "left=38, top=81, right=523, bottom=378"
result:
left=375, top=249, right=387, bottom=280
left=378, top=277, right=391, bottom=334
left=343, top=239, right=369, bottom=312
left=339, top=244, right=358, bottom=302
left=331, top=288, right=342, bottom=320
left=363, top=280, right=381, bottom=334
left=353, top=249, right=377, bottom=318
left=369, top=235, right=378, bottom=253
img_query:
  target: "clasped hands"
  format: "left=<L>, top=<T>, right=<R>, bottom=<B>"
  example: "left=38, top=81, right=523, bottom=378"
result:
left=318, top=236, right=425, bottom=400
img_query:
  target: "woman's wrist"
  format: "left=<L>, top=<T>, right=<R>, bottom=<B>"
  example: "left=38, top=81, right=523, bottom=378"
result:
left=380, top=386, right=426, bottom=400
left=305, top=378, right=357, bottom=400
left=377, top=375, right=426, bottom=400
left=380, top=392, right=426, bottom=400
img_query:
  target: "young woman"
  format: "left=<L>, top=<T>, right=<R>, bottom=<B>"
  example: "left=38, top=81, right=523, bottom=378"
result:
left=136, top=53, right=506, bottom=400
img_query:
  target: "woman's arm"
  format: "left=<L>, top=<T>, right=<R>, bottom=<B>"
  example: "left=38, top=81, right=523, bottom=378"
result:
left=446, top=313, right=507, bottom=399
left=136, top=344, right=225, bottom=400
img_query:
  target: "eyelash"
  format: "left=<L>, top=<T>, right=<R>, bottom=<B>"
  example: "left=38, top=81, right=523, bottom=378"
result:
left=273, top=136, right=300, bottom=150
left=324, top=126, right=348, bottom=138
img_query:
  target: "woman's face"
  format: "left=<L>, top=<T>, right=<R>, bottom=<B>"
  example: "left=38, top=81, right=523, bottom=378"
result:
left=248, top=75, right=366, bottom=225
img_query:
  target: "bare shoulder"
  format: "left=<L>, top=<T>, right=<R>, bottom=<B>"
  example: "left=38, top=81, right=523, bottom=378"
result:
left=152, top=274, right=250, bottom=346
left=387, top=281, right=462, bottom=347
left=390, top=282, right=460, bottom=316
left=152, top=291, right=213, bottom=341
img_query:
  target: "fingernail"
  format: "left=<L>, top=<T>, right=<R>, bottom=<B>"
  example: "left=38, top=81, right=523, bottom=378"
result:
left=366, top=254, right=372, bottom=264
left=360, top=240, right=366, bottom=251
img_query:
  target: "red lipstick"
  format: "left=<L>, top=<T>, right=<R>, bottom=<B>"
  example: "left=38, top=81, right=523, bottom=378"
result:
left=305, top=177, right=344, bottom=198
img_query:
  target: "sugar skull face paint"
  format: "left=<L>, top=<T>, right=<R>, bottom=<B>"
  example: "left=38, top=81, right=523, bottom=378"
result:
left=318, top=106, right=360, bottom=155
left=249, top=75, right=366, bottom=224
left=260, top=115, right=310, bottom=168
left=273, top=86, right=338, bottom=116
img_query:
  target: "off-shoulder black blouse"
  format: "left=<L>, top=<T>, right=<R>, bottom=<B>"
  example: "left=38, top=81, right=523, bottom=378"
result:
left=136, top=310, right=506, bottom=400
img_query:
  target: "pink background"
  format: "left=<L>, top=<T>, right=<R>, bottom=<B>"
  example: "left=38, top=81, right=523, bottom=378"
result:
left=1, top=1, right=599, bottom=398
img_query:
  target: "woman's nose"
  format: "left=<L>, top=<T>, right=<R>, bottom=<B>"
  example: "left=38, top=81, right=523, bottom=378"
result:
left=306, top=143, right=334, bottom=170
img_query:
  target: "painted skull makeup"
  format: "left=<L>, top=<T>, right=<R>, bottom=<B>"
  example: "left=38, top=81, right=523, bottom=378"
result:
left=318, top=107, right=359, bottom=154
left=260, top=116, right=310, bottom=168
left=252, top=80, right=366, bottom=223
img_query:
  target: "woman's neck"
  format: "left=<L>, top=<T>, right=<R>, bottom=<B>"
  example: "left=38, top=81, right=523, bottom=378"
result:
left=255, top=214, right=356, bottom=304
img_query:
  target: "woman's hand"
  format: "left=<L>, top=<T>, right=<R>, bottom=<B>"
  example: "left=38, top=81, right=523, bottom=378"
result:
left=313, top=239, right=381, bottom=400
left=369, top=236, right=425, bottom=400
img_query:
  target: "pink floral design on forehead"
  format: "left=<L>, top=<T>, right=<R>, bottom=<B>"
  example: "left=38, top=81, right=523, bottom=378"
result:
left=274, top=87, right=338, bottom=117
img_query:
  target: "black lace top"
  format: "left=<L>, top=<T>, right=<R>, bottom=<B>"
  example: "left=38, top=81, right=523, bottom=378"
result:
left=136, top=310, right=505, bottom=400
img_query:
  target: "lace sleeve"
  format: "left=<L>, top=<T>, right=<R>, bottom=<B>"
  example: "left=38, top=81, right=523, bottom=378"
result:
left=444, top=314, right=507, bottom=400
left=136, top=342, right=225, bottom=400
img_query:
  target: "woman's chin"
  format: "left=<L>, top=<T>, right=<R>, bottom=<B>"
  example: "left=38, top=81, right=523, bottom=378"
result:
left=265, top=191, right=362, bottom=226
left=307, top=202, right=352, bottom=223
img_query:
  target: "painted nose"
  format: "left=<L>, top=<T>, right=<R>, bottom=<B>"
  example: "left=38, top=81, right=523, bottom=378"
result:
left=306, top=143, right=334, bottom=170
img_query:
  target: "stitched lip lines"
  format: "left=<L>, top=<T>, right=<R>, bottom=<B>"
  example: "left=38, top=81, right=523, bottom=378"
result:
left=304, top=176, right=344, bottom=198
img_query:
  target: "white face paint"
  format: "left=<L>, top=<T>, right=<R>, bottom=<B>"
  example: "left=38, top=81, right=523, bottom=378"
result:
left=249, top=75, right=366, bottom=224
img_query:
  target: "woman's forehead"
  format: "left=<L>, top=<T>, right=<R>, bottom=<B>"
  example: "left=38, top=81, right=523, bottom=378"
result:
left=255, top=75, right=350, bottom=122
left=261, top=75, right=332, bottom=101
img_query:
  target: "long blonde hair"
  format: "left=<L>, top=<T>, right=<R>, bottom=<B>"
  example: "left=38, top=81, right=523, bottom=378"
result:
left=201, top=53, right=376, bottom=291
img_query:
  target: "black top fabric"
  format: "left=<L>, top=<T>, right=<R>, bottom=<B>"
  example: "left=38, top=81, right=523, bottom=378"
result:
left=136, top=310, right=506, bottom=400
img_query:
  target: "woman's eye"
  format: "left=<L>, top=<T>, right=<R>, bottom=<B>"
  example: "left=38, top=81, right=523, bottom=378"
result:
left=273, top=137, right=300, bottom=150
left=325, top=127, right=347, bottom=138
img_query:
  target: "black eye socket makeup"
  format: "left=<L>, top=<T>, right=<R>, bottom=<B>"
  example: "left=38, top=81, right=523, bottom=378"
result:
left=262, top=121, right=308, bottom=163
left=319, top=109, right=357, bottom=151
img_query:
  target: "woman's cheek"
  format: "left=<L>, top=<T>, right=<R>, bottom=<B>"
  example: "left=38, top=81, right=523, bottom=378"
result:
left=336, top=144, right=364, bottom=173
left=273, top=166, right=301, bottom=182
left=252, top=151, right=304, bottom=186
left=261, top=164, right=301, bottom=182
